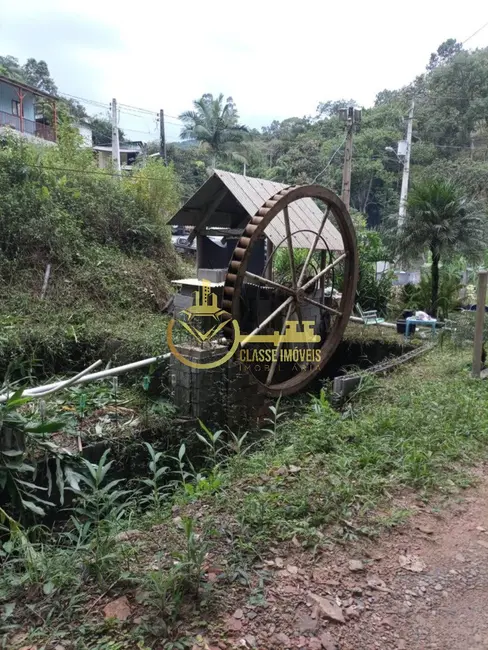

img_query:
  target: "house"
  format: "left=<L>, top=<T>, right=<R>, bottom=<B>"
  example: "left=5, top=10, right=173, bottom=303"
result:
left=93, top=141, right=142, bottom=171
left=0, top=74, right=57, bottom=143
left=77, top=120, right=93, bottom=148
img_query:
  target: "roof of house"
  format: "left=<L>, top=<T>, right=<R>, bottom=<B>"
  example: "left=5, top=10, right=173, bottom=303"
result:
left=0, top=74, right=59, bottom=101
left=168, top=169, right=343, bottom=251
left=93, top=145, right=142, bottom=154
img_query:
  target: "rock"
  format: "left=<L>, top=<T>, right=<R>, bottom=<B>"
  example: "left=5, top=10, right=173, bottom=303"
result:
left=367, top=576, right=391, bottom=593
left=244, top=635, right=257, bottom=647
left=287, top=565, right=299, bottom=575
left=434, top=583, right=443, bottom=591
left=352, top=587, right=363, bottom=595
left=275, top=632, right=291, bottom=647
left=348, top=559, right=364, bottom=572
left=297, top=614, right=318, bottom=633
left=282, top=585, right=299, bottom=594
left=416, top=524, right=434, bottom=534
left=54, top=646, right=66, bottom=650
left=308, top=592, right=345, bottom=624
left=399, top=554, right=426, bottom=573
left=103, top=596, right=131, bottom=621
left=365, top=549, right=384, bottom=561
left=275, top=557, right=285, bottom=568
left=115, top=529, right=142, bottom=542
left=476, top=539, right=488, bottom=549
left=381, top=617, right=395, bottom=628
left=345, top=606, right=360, bottom=619
left=476, top=526, right=486, bottom=532
left=226, top=617, right=243, bottom=632
left=308, top=638, right=322, bottom=650
left=292, top=536, right=301, bottom=548
left=233, top=609, right=244, bottom=619
left=397, top=641, right=407, bottom=649
left=455, top=553, right=466, bottom=562
left=319, top=632, right=338, bottom=650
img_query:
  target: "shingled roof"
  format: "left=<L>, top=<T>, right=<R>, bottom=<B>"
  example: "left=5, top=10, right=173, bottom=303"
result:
left=168, top=170, right=343, bottom=251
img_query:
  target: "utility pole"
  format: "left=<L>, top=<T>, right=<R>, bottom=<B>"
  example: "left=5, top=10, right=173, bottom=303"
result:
left=111, top=98, right=121, bottom=173
left=472, top=270, right=488, bottom=378
left=159, top=109, right=167, bottom=164
left=339, top=106, right=361, bottom=212
left=398, top=100, right=415, bottom=227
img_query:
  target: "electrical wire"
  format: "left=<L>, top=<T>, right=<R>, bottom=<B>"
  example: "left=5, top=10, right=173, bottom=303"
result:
left=462, top=19, right=488, bottom=45
left=312, top=134, right=348, bottom=183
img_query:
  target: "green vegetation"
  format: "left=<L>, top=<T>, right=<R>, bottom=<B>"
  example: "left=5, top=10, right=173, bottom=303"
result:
left=2, top=342, right=488, bottom=648
left=178, top=93, right=249, bottom=168
left=0, top=127, right=187, bottom=378
left=384, top=178, right=487, bottom=316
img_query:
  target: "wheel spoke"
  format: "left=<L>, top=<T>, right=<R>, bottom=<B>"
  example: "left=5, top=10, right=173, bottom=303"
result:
left=294, top=304, right=312, bottom=350
left=245, top=271, right=294, bottom=296
left=265, top=302, right=294, bottom=385
left=283, top=206, right=297, bottom=290
left=297, top=206, right=331, bottom=288
left=301, top=253, right=347, bottom=291
left=302, top=295, right=342, bottom=317
left=240, top=296, right=294, bottom=347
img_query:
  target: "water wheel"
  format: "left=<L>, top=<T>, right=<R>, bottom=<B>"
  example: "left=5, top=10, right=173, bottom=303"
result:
left=221, top=184, right=359, bottom=396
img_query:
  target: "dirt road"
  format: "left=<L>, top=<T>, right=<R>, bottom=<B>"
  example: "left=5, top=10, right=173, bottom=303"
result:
left=219, top=473, right=488, bottom=649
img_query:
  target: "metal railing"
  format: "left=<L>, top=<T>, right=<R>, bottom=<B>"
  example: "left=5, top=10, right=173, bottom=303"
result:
left=0, top=110, right=56, bottom=142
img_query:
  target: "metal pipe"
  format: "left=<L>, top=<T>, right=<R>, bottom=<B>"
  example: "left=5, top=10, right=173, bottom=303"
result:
left=0, top=353, right=171, bottom=403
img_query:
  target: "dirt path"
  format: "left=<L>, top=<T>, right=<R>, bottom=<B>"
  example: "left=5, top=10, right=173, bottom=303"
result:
left=216, top=469, right=488, bottom=650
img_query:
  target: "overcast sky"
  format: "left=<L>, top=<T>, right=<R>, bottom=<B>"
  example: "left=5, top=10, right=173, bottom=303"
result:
left=1, top=0, right=487, bottom=142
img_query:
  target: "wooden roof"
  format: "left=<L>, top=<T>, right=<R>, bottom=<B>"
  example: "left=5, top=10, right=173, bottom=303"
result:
left=0, top=74, right=59, bottom=101
left=168, top=170, right=343, bottom=251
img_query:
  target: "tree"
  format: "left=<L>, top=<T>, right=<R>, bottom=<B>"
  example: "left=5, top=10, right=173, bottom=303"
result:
left=22, top=58, right=58, bottom=95
left=385, top=179, right=486, bottom=316
left=179, top=93, right=248, bottom=167
left=426, top=38, right=463, bottom=71
left=90, top=114, right=125, bottom=146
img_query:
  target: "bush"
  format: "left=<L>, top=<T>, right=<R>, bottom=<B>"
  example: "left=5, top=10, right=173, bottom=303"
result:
left=0, top=127, right=183, bottom=272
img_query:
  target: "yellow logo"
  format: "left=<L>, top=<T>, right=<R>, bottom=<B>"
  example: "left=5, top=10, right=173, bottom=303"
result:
left=167, top=280, right=321, bottom=369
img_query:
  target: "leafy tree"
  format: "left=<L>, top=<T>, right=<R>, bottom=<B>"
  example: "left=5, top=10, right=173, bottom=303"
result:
left=90, top=114, right=125, bottom=146
left=179, top=93, right=248, bottom=167
left=0, top=55, right=23, bottom=81
left=21, top=58, right=58, bottom=95
left=426, top=38, right=463, bottom=71
left=384, top=179, right=487, bottom=316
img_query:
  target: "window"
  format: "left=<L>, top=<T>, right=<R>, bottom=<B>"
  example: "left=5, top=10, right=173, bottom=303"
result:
left=11, top=100, right=20, bottom=116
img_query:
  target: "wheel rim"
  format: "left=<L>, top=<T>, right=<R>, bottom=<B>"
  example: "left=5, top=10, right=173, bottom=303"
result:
left=221, top=184, right=358, bottom=396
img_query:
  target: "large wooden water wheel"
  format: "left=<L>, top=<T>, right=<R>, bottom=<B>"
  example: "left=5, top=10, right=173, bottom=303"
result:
left=220, top=184, right=359, bottom=396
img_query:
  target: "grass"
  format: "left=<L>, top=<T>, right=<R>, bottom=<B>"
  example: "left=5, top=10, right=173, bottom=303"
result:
left=3, top=343, right=488, bottom=648
left=213, top=345, right=488, bottom=544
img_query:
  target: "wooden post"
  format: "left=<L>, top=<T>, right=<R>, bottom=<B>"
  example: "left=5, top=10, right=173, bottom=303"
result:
left=40, top=263, right=51, bottom=300
left=472, top=270, right=487, bottom=378
left=319, top=250, right=326, bottom=293
left=265, top=238, right=274, bottom=280
left=196, top=234, right=204, bottom=272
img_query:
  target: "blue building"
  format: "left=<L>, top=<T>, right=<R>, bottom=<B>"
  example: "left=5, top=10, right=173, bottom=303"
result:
left=0, top=74, right=57, bottom=143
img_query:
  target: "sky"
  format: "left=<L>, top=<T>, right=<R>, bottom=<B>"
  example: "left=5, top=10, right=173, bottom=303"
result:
left=1, top=0, right=488, bottom=143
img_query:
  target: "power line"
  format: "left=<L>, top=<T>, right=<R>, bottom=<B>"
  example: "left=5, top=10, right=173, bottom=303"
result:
left=462, top=19, right=488, bottom=45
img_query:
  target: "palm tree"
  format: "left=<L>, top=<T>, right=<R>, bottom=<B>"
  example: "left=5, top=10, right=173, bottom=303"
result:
left=385, top=178, right=487, bottom=316
left=179, top=94, right=248, bottom=168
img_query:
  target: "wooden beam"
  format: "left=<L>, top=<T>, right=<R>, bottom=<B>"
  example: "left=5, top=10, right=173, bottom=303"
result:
left=187, top=188, right=228, bottom=245
left=265, top=238, right=274, bottom=280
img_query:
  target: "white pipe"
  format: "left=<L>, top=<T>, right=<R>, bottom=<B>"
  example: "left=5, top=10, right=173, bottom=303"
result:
left=32, top=360, right=103, bottom=397
left=0, top=353, right=171, bottom=403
